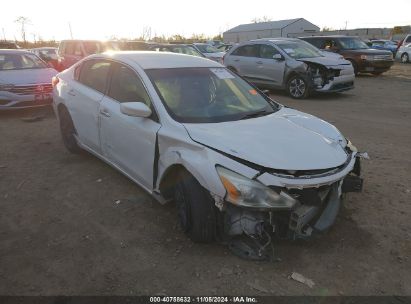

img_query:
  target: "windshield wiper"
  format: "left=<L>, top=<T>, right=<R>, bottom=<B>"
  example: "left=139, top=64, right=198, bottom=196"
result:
left=239, top=109, right=271, bottom=120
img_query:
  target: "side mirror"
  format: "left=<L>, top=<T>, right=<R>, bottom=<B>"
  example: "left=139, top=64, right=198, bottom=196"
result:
left=273, top=54, right=283, bottom=60
left=120, top=102, right=152, bottom=118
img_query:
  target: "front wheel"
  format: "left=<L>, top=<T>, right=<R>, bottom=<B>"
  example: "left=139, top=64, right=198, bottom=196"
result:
left=401, top=53, right=409, bottom=63
left=287, top=75, right=309, bottom=99
left=174, top=172, right=217, bottom=243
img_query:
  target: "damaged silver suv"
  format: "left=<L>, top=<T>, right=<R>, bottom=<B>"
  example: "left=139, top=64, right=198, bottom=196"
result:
left=223, top=38, right=355, bottom=99
left=53, top=52, right=365, bottom=260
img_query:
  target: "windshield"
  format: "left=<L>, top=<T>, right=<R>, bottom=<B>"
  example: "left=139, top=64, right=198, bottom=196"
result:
left=163, top=46, right=204, bottom=57
left=195, top=44, right=220, bottom=53
left=275, top=41, right=322, bottom=59
left=38, top=49, right=57, bottom=57
left=146, top=67, right=278, bottom=123
left=0, top=53, right=48, bottom=70
left=338, top=37, right=369, bottom=50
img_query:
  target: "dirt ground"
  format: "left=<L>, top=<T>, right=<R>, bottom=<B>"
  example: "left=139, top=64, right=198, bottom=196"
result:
left=0, top=63, right=410, bottom=296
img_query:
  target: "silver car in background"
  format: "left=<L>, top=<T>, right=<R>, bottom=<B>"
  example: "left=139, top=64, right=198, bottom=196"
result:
left=0, top=50, right=57, bottom=109
left=193, top=43, right=225, bottom=63
left=223, top=38, right=355, bottom=99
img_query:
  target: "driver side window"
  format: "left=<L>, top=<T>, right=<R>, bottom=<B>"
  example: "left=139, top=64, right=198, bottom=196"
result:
left=108, top=64, right=151, bottom=106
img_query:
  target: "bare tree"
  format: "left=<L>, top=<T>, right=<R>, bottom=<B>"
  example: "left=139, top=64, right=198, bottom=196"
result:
left=251, top=16, right=272, bottom=23
left=15, top=16, right=31, bottom=44
left=140, top=26, right=152, bottom=41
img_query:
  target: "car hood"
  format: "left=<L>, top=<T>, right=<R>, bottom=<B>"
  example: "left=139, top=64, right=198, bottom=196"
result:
left=0, top=68, right=57, bottom=85
left=205, top=52, right=225, bottom=58
left=184, top=107, right=348, bottom=171
left=298, top=56, right=351, bottom=67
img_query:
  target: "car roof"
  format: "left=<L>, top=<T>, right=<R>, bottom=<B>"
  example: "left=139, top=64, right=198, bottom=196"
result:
left=31, top=47, right=57, bottom=50
left=300, top=35, right=357, bottom=39
left=0, top=49, right=32, bottom=54
left=95, top=51, right=222, bottom=69
left=250, top=38, right=301, bottom=43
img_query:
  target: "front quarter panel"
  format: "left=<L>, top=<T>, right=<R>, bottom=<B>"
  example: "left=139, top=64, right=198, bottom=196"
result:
left=156, top=124, right=259, bottom=200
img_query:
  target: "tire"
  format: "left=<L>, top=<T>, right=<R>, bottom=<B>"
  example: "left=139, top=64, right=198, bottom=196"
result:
left=286, top=75, right=309, bottom=99
left=401, top=53, right=409, bottom=63
left=58, top=106, right=82, bottom=153
left=174, top=171, right=217, bottom=243
left=347, top=59, right=359, bottom=76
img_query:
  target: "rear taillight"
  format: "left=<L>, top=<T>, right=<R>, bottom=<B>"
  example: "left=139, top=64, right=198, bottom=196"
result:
left=52, top=76, right=59, bottom=87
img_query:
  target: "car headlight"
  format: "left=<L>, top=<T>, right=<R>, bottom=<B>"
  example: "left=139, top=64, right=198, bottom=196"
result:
left=360, top=55, right=374, bottom=60
left=216, top=166, right=297, bottom=209
left=346, top=139, right=358, bottom=152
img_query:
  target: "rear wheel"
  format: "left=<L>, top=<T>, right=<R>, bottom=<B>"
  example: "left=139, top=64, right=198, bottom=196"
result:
left=401, top=53, right=409, bottom=63
left=59, top=106, right=82, bottom=153
left=174, top=171, right=217, bottom=243
left=286, top=75, right=309, bottom=99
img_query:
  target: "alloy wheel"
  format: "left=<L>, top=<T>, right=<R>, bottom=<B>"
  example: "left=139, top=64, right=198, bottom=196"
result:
left=289, top=78, right=306, bottom=98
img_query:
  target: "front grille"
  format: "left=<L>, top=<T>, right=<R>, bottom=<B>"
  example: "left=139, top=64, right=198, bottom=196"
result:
left=374, top=55, right=392, bottom=61
left=6, top=84, right=53, bottom=95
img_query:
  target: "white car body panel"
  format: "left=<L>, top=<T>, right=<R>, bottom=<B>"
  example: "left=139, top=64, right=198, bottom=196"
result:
left=184, top=107, right=347, bottom=171
left=396, top=43, right=411, bottom=62
left=100, top=95, right=161, bottom=190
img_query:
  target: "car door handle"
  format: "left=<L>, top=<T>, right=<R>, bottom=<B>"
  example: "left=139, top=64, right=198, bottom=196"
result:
left=100, top=108, right=111, bottom=117
left=234, top=59, right=240, bottom=62
left=256, top=61, right=263, bottom=64
left=67, top=89, right=76, bottom=96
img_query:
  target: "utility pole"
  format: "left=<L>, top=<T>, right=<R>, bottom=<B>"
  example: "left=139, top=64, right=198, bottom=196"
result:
left=68, top=22, right=73, bottom=39
left=345, top=21, right=348, bottom=30
left=2, top=28, right=5, bottom=41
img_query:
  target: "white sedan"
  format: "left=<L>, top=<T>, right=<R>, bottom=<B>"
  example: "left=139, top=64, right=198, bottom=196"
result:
left=53, top=52, right=365, bottom=259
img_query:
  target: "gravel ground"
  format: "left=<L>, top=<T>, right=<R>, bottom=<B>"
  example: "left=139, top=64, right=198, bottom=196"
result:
left=0, top=63, right=410, bottom=296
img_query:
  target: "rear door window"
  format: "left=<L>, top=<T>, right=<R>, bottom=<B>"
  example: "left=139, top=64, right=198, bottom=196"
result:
left=231, top=45, right=260, bottom=57
left=78, top=59, right=111, bottom=93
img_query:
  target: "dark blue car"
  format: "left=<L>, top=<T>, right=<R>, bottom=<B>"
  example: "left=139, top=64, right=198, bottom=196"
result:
left=370, top=40, right=398, bottom=55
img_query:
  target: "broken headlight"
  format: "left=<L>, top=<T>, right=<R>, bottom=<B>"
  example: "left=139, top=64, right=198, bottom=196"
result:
left=346, top=139, right=358, bottom=152
left=216, top=166, right=296, bottom=210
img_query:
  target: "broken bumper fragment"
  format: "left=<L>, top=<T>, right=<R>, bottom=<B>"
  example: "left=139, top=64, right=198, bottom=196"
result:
left=306, top=62, right=355, bottom=93
left=219, top=153, right=364, bottom=259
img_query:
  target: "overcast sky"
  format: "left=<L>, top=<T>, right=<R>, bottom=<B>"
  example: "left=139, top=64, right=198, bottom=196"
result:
left=1, top=0, right=410, bottom=41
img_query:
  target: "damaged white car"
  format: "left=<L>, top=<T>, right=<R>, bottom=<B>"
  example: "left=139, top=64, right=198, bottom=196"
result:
left=53, top=52, right=365, bottom=259
left=223, top=38, right=355, bottom=99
